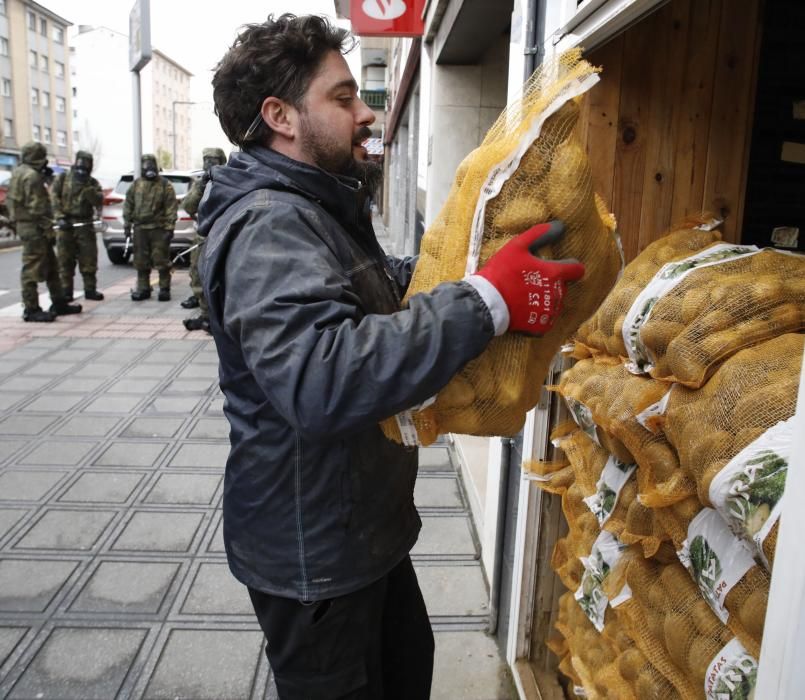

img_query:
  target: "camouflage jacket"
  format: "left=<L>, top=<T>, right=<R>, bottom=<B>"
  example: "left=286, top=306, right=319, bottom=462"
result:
left=7, top=164, right=52, bottom=227
left=123, top=176, right=177, bottom=230
left=50, top=171, right=103, bottom=222
left=181, top=176, right=206, bottom=219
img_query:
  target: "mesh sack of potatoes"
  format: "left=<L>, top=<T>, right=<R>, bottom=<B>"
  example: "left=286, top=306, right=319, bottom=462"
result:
left=663, top=333, right=803, bottom=571
left=553, top=591, right=632, bottom=699
left=554, top=428, right=667, bottom=558
left=380, top=49, right=622, bottom=447
left=621, top=247, right=805, bottom=388
left=615, top=551, right=759, bottom=699
left=574, top=225, right=722, bottom=359
left=677, top=508, right=769, bottom=658
left=555, top=358, right=695, bottom=509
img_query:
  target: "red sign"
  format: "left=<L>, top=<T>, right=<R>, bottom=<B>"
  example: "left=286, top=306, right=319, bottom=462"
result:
left=349, top=0, right=425, bottom=37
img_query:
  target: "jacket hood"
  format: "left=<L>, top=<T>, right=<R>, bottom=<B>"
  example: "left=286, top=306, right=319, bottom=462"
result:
left=197, top=146, right=367, bottom=237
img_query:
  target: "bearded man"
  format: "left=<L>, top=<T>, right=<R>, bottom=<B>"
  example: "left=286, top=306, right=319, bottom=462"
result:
left=198, top=14, right=583, bottom=700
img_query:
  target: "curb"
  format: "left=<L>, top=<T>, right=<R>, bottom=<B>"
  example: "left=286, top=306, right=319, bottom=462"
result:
left=0, top=237, right=20, bottom=250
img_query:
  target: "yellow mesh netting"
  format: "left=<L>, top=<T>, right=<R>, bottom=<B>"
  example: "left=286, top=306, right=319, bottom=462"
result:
left=663, top=333, right=803, bottom=571
left=380, top=49, right=621, bottom=446
left=574, top=225, right=722, bottom=359
left=554, top=358, right=694, bottom=510
left=630, top=250, right=805, bottom=387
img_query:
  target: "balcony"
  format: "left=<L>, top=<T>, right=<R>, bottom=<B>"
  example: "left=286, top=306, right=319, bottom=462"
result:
left=361, top=89, right=387, bottom=110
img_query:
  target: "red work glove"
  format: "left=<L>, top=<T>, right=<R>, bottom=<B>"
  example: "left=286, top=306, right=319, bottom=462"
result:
left=475, top=220, right=585, bottom=335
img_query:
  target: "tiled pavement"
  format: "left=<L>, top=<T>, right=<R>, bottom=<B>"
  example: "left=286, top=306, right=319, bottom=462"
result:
left=0, top=270, right=514, bottom=699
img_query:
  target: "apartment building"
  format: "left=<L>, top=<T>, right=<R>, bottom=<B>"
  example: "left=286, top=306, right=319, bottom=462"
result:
left=0, top=0, right=73, bottom=171
left=142, top=49, right=193, bottom=171
left=71, top=25, right=192, bottom=182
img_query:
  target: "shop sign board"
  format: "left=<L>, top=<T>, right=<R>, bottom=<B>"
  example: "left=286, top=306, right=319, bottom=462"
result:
left=349, top=0, right=425, bottom=37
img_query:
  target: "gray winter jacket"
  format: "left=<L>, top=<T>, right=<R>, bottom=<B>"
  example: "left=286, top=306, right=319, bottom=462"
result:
left=198, top=146, right=495, bottom=600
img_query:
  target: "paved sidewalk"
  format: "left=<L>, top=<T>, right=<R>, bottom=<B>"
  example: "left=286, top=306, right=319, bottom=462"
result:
left=0, top=270, right=514, bottom=699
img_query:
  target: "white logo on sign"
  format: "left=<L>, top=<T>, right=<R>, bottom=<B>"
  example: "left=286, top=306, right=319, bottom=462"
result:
left=362, top=0, right=408, bottom=20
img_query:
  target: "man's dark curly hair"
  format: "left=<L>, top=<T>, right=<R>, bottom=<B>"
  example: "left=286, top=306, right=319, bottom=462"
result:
left=213, top=14, right=354, bottom=148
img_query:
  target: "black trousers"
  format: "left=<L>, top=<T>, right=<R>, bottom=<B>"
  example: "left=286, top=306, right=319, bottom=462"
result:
left=248, top=555, right=434, bottom=700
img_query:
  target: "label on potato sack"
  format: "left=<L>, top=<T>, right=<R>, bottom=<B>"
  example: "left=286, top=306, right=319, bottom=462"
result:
left=709, top=417, right=793, bottom=568
left=705, top=638, right=758, bottom=700
left=574, top=530, right=628, bottom=631
left=583, top=454, right=636, bottom=526
left=564, top=396, right=600, bottom=445
left=677, top=508, right=756, bottom=624
left=622, top=243, right=759, bottom=375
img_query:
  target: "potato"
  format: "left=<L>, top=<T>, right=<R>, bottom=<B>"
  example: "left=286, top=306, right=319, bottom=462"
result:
left=737, top=586, right=768, bottom=646
left=640, top=320, right=685, bottom=353
left=545, top=140, right=594, bottom=225
left=618, top=648, right=646, bottom=682
left=488, top=195, right=550, bottom=237
left=680, top=287, right=709, bottom=325
left=686, top=636, right=714, bottom=681
left=663, top=611, right=693, bottom=668
left=436, top=374, right=476, bottom=410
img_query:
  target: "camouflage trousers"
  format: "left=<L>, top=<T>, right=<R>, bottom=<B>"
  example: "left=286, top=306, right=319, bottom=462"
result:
left=133, top=227, right=171, bottom=291
left=18, top=223, right=66, bottom=312
left=188, top=233, right=208, bottom=317
left=57, top=224, right=99, bottom=295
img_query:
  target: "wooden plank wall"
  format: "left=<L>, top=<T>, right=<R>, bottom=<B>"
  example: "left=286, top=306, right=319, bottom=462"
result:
left=582, top=0, right=762, bottom=262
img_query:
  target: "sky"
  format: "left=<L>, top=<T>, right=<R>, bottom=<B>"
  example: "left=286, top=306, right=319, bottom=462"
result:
left=42, top=0, right=360, bottom=170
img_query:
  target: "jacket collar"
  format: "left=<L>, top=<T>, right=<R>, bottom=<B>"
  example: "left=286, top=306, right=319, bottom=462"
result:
left=247, top=146, right=369, bottom=232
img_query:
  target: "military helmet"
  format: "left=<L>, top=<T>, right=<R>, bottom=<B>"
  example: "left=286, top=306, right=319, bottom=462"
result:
left=21, top=141, right=48, bottom=169
left=75, top=150, right=94, bottom=170
left=202, top=147, right=227, bottom=165
left=141, top=153, right=158, bottom=167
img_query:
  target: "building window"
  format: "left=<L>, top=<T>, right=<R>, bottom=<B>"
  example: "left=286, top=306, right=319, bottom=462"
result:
left=29, top=50, right=37, bottom=67
left=53, top=26, right=64, bottom=43
left=56, top=96, right=65, bottom=112
left=33, top=125, right=40, bottom=141
left=0, top=37, right=7, bottom=56
left=55, top=61, right=64, bottom=78
left=31, top=88, right=39, bottom=105
left=43, top=127, right=51, bottom=144
left=40, top=17, right=47, bottom=36
left=1, top=78, right=10, bottom=97
left=72, top=87, right=77, bottom=97
left=0, top=1, right=6, bottom=16
left=27, top=11, right=35, bottom=30
left=73, top=130, right=79, bottom=142
left=57, top=130, right=67, bottom=147
left=42, top=91, right=50, bottom=108
left=40, top=54, right=48, bottom=73
left=3, top=118, right=12, bottom=139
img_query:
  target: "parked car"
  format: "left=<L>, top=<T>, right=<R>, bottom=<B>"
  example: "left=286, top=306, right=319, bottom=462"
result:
left=101, top=169, right=201, bottom=265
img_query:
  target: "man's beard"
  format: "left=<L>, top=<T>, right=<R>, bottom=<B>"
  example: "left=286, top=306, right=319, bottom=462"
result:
left=347, top=159, right=384, bottom=198
left=299, top=111, right=353, bottom=175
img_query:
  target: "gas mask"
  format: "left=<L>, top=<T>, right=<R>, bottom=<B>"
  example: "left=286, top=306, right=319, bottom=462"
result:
left=142, top=160, right=158, bottom=179
left=73, top=151, right=94, bottom=182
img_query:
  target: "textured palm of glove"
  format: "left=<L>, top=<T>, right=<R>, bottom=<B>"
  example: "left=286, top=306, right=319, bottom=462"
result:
left=163, top=229, right=174, bottom=244
left=475, top=220, right=585, bottom=335
left=123, top=225, right=132, bottom=237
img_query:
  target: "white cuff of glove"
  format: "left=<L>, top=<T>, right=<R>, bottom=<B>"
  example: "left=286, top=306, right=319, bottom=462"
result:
left=465, top=275, right=509, bottom=336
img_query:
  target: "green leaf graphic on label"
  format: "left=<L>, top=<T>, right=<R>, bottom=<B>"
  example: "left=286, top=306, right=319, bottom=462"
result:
left=689, top=535, right=722, bottom=600
left=726, top=449, right=788, bottom=538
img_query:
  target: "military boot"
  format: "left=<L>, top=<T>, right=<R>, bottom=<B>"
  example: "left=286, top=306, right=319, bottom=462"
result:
left=183, top=316, right=210, bottom=333
left=49, top=301, right=82, bottom=316
left=180, top=295, right=199, bottom=309
left=84, top=289, right=105, bottom=301
left=130, top=289, right=151, bottom=301
left=63, top=287, right=74, bottom=302
left=23, top=307, right=56, bottom=323
left=158, top=288, right=171, bottom=302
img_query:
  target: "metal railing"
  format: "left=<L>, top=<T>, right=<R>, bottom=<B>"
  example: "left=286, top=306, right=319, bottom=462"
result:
left=361, top=89, right=387, bottom=110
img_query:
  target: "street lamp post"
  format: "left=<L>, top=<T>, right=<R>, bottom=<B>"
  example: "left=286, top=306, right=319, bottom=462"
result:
left=172, top=100, right=197, bottom=168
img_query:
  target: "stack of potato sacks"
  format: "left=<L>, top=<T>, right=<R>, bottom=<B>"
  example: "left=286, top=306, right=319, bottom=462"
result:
left=529, top=223, right=804, bottom=698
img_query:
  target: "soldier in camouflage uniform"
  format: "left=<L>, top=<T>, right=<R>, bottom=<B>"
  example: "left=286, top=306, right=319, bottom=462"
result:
left=123, top=153, right=178, bottom=301
left=180, top=147, right=226, bottom=332
left=51, top=150, right=105, bottom=301
left=7, top=142, right=82, bottom=322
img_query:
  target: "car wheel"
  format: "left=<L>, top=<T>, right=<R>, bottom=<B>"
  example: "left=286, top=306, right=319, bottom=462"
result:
left=106, top=248, right=130, bottom=265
